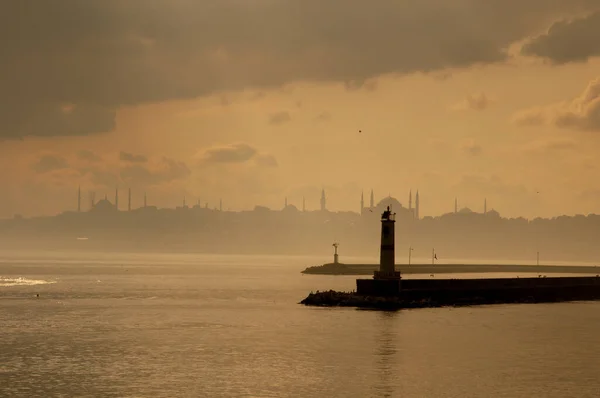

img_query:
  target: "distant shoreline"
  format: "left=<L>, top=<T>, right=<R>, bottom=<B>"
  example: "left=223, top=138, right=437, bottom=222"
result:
left=301, top=262, right=600, bottom=275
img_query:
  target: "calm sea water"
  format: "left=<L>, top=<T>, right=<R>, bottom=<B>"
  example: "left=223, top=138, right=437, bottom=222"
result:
left=1, top=251, right=600, bottom=398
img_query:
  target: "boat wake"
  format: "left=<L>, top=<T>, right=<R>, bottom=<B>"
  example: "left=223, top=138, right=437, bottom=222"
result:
left=0, top=277, right=57, bottom=287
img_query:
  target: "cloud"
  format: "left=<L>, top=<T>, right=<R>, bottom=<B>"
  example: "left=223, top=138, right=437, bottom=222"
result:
left=314, top=111, right=332, bottom=123
left=74, top=154, right=191, bottom=189
left=451, top=93, right=491, bottom=111
left=521, top=139, right=578, bottom=153
left=428, top=138, right=451, bottom=152
left=77, top=150, right=102, bottom=162
left=2, top=0, right=597, bottom=139
left=28, top=151, right=192, bottom=189
left=511, top=107, right=547, bottom=126
left=453, top=174, right=530, bottom=197
left=32, top=155, right=69, bottom=173
left=512, top=77, right=600, bottom=131
left=268, top=111, right=292, bottom=125
left=119, top=151, right=148, bottom=163
left=0, top=103, right=116, bottom=140
left=522, top=11, right=600, bottom=64
left=254, top=154, right=279, bottom=168
left=196, top=143, right=258, bottom=165
left=195, top=142, right=279, bottom=177
left=119, top=157, right=191, bottom=187
left=344, top=79, right=378, bottom=92
left=461, top=140, right=483, bottom=156
left=580, top=189, right=600, bottom=202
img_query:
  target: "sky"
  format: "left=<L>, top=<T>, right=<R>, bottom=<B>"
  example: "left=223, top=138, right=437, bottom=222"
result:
left=2, top=0, right=600, bottom=219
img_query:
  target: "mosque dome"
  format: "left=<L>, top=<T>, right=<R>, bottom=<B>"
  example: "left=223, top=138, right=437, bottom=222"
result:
left=486, top=209, right=500, bottom=217
left=375, top=196, right=403, bottom=212
left=91, top=199, right=116, bottom=212
left=283, top=204, right=299, bottom=212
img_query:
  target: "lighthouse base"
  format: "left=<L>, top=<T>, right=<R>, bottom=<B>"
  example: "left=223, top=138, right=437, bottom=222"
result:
left=373, top=270, right=401, bottom=279
left=356, top=278, right=401, bottom=296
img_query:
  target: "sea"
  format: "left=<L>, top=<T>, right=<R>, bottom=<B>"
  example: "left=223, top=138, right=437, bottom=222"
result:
left=1, top=251, right=600, bottom=398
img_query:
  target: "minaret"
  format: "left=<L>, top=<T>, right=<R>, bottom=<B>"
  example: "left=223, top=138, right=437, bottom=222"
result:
left=128, top=188, right=131, bottom=212
left=144, top=192, right=147, bottom=208
left=183, top=196, right=186, bottom=208
left=320, top=189, right=326, bottom=211
left=115, top=187, right=119, bottom=211
left=77, top=186, right=81, bottom=212
left=370, top=189, right=375, bottom=209
left=374, top=206, right=399, bottom=279
left=219, top=199, right=223, bottom=212
left=484, top=198, right=487, bottom=215
left=90, top=191, right=96, bottom=209
left=415, top=190, right=420, bottom=220
left=302, top=197, right=306, bottom=212
left=454, top=197, right=458, bottom=214
left=284, top=197, right=288, bottom=209
left=408, top=189, right=412, bottom=211
left=360, top=191, right=364, bottom=215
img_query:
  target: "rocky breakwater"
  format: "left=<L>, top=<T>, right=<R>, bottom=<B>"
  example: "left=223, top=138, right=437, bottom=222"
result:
left=299, top=290, right=442, bottom=310
left=300, top=276, right=600, bottom=310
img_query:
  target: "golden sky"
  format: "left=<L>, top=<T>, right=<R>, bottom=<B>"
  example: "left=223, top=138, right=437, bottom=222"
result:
left=2, top=1, right=600, bottom=219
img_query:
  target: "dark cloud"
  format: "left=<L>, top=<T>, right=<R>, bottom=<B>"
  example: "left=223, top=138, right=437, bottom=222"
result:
left=197, top=143, right=258, bottom=164
left=33, top=155, right=69, bottom=173
left=2, top=1, right=598, bottom=139
left=77, top=149, right=102, bottom=162
left=0, top=103, right=115, bottom=140
left=119, top=151, right=148, bottom=163
left=513, top=77, right=600, bottom=132
left=268, top=111, right=292, bottom=125
left=522, top=11, right=600, bottom=64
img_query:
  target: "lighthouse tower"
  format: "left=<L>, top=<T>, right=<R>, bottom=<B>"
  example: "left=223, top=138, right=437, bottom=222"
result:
left=356, top=205, right=401, bottom=296
left=374, top=206, right=401, bottom=280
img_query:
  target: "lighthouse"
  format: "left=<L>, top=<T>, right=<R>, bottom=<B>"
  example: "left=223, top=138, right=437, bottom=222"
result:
left=374, top=206, right=401, bottom=280
left=356, top=205, right=401, bottom=296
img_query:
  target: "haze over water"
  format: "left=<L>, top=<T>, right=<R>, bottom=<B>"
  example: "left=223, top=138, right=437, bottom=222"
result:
left=2, top=252, right=600, bottom=397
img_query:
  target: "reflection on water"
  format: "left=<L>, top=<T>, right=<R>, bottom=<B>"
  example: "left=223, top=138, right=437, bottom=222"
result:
left=0, top=277, right=56, bottom=287
left=373, top=311, right=398, bottom=398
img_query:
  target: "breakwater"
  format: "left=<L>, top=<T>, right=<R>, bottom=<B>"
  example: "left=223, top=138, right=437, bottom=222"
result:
left=300, top=276, right=600, bottom=310
left=301, top=262, right=600, bottom=275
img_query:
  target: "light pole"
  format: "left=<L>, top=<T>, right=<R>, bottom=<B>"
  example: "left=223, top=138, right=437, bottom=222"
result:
left=332, top=242, right=340, bottom=264
left=408, top=246, right=414, bottom=265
